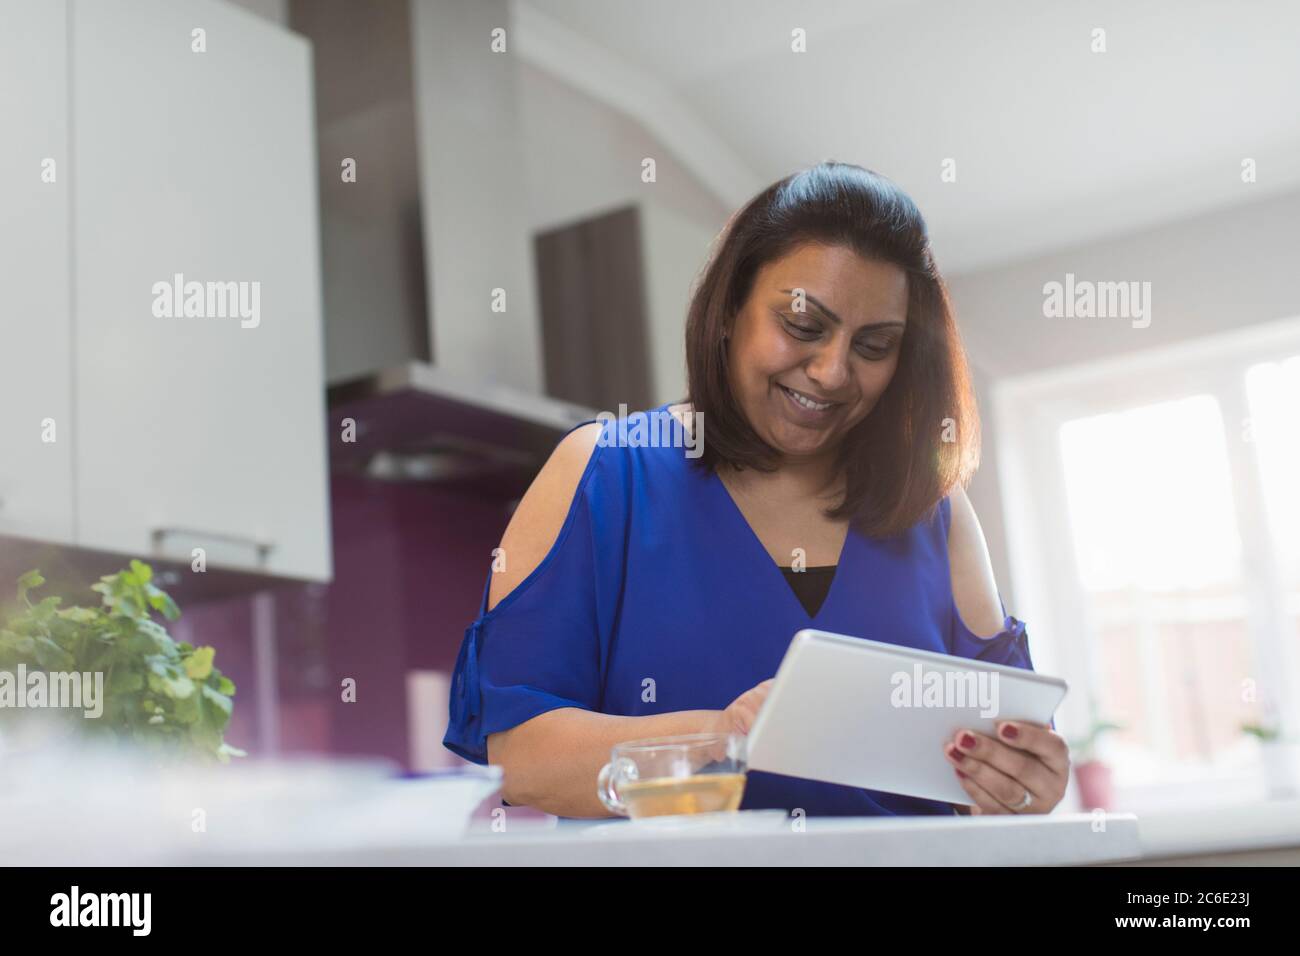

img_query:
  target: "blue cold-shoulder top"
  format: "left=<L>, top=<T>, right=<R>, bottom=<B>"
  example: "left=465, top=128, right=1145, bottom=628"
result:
left=443, top=403, right=1038, bottom=816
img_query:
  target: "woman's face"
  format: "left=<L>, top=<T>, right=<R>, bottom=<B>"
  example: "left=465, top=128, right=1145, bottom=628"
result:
left=725, top=242, right=909, bottom=464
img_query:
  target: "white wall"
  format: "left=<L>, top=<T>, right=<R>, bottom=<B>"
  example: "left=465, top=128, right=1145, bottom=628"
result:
left=517, top=61, right=730, bottom=237
left=223, top=0, right=287, bottom=27
left=963, top=363, right=1014, bottom=610
left=949, top=189, right=1300, bottom=379
left=640, top=201, right=718, bottom=405
left=949, top=188, right=1300, bottom=613
left=516, top=60, right=730, bottom=406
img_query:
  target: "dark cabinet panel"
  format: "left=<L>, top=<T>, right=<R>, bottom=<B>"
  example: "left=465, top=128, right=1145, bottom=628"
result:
left=535, top=206, right=653, bottom=412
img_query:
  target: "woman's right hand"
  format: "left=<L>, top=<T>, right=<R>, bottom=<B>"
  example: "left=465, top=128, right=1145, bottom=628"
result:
left=709, top=678, right=775, bottom=735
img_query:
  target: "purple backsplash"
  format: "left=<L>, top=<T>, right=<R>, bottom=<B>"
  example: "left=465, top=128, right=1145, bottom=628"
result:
left=320, top=474, right=508, bottom=766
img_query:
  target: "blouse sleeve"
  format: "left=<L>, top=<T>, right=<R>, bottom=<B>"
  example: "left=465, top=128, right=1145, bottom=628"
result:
left=442, top=423, right=610, bottom=765
left=948, top=607, right=1036, bottom=672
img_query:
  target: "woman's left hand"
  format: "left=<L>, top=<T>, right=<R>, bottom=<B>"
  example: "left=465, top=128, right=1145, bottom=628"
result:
left=943, top=720, right=1070, bottom=814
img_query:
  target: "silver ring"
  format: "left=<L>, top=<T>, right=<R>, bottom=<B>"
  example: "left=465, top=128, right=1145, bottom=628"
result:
left=1013, top=789, right=1033, bottom=811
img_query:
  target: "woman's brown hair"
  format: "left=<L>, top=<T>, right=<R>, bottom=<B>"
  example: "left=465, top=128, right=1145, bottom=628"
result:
left=683, top=161, right=979, bottom=538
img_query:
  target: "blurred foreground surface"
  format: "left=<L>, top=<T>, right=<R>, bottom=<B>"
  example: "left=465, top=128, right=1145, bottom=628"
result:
left=0, top=731, right=502, bottom=865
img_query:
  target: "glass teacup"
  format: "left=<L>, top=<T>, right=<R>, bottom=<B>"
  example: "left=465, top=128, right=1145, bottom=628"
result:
left=596, top=732, right=747, bottom=819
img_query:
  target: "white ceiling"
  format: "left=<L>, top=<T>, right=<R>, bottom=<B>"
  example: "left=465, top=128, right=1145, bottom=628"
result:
left=518, top=0, right=1300, bottom=275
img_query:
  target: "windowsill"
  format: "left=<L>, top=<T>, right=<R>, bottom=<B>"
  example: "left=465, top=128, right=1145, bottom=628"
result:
left=1133, top=796, right=1300, bottom=859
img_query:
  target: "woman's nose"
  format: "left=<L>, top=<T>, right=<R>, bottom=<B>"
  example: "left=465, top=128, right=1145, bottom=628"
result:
left=806, top=340, right=852, bottom=393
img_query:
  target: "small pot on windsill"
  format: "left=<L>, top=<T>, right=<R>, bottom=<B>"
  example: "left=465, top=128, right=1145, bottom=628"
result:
left=1074, top=759, right=1113, bottom=811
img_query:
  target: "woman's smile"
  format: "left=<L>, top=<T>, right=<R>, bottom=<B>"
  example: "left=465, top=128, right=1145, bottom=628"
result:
left=775, top=382, right=843, bottom=426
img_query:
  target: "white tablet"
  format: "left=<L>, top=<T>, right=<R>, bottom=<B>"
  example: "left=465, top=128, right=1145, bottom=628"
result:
left=745, top=628, right=1068, bottom=805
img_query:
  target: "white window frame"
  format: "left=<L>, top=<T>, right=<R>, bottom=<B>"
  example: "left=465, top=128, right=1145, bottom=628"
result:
left=992, top=315, right=1300, bottom=806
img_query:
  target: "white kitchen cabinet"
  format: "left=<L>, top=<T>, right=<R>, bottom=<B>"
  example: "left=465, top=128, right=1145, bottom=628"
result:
left=70, top=0, right=331, bottom=581
left=0, top=0, right=74, bottom=544
left=0, top=0, right=331, bottom=580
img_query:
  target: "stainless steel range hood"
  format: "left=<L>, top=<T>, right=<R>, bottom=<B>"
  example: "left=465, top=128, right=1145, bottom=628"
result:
left=327, top=361, right=598, bottom=494
left=305, top=2, right=593, bottom=496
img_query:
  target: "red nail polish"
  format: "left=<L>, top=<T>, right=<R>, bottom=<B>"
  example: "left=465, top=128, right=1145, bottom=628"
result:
left=959, top=733, right=976, bottom=750
left=947, top=746, right=965, bottom=763
left=955, top=769, right=967, bottom=779
left=1000, top=724, right=1019, bottom=740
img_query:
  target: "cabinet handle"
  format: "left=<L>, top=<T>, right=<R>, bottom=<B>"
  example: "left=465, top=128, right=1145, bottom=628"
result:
left=151, top=527, right=274, bottom=564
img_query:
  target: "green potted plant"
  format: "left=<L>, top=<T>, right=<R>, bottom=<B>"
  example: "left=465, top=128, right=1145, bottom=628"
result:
left=1242, top=714, right=1299, bottom=799
left=1067, top=697, right=1124, bottom=810
left=0, top=560, right=243, bottom=762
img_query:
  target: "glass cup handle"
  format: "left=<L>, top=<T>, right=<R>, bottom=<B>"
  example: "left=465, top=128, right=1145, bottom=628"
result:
left=597, top=757, right=637, bottom=816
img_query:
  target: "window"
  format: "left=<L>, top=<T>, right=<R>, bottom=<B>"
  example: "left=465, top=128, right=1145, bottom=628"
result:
left=1245, top=355, right=1300, bottom=727
left=994, top=318, right=1300, bottom=809
left=1057, top=396, right=1256, bottom=788
left=1246, top=355, right=1300, bottom=590
left=1059, top=395, right=1240, bottom=592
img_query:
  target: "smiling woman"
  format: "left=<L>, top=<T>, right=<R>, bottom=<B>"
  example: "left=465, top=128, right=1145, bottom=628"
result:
left=443, top=162, right=1070, bottom=820
left=685, top=163, right=977, bottom=540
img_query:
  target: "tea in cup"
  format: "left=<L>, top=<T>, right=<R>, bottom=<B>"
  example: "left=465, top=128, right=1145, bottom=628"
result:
left=596, top=732, right=747, bottom=819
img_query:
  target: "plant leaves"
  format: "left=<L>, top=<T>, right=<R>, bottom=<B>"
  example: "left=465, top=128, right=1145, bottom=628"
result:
left=147, top=659, right=195, bottom=699
left=130, top=620, right=176, bottom=657
left=57, top=607, right=100, bottom=624
left=171, top=687, right=201, bottom=724
left=217, top=742, right=249, bottom=762
left=108, top=669, right=145, bottom=694
left=28, top=595, right=62, bottom=624
left=2, top=561, right=238, bottom=764
left=183, top=646, right=214, bottom=681
left=32, top=635, right=75, bottom=670
left=17, top=570, right=44, bottom=603
left=146, top=586, right=181, bottom=621
left=201, top=683, right=233, bottom=723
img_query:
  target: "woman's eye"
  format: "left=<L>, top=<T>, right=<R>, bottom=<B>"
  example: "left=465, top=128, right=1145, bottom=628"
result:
left=782, top=317, right=821, bottom=340
left=856, top=337, right=897, bottom=359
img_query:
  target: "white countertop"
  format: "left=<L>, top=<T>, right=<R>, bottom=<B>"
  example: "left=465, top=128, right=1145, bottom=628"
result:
left=184, top=795, right=1300, bottom=866
left=191, top=810, right=1142, bottom=866
left=1133, top=798, right=1300, bottom=859
left=13, top=750, right=1294, bottom=866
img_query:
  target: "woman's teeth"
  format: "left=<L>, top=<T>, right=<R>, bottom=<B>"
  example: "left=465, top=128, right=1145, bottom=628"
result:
left=780, top=384, right=834, bottom=411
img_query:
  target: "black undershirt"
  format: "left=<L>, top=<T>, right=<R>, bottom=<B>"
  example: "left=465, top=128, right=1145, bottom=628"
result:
left=779, top=564, right=837, bottom=617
